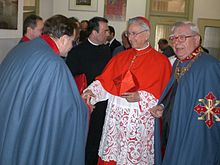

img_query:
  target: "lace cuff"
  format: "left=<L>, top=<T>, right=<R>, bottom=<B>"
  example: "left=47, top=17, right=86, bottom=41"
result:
left=138, top=91, right=158, bottom=114
left=86, top=80, right=109, bottom=104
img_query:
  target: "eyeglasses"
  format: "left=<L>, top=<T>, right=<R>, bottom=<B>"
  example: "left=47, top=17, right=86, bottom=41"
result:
left=125, top=30, right=147, bottom=37
left=169, top=34, right=196, bottom=42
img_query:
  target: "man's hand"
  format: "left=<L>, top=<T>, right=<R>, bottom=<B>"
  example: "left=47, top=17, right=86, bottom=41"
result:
left=120, top=92, right=140, bottom=102
left=149, top=105, right=164, bottom=118
left=81, top=89, right=96, bottom=111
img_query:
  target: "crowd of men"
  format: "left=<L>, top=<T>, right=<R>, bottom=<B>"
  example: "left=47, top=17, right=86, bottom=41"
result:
left=0, top=14, right=219, bottom=165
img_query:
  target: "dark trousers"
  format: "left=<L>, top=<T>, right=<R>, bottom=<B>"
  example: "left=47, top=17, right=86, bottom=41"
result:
left=85, top=101, right=107, bottom=165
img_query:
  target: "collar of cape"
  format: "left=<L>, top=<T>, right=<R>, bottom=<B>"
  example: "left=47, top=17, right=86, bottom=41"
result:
left=41, top=34, right=60, bottom=55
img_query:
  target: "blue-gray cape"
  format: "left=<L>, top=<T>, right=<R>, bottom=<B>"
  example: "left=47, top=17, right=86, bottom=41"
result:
left=0, top=38, right=88, bottom=165
left=155, top=53, right=220, bottom=165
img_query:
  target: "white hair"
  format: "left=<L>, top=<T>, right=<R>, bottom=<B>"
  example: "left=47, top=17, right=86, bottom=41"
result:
left=171, top=21, right=199, bottom=34
left=128, top=17, right=150, bottom=31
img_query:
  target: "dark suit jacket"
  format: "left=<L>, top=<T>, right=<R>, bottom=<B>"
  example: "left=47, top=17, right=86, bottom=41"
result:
left=109, top=38, right=121, bottom=53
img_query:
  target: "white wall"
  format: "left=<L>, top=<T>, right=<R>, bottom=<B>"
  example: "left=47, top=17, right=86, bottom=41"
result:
left=39, top=0, right=53, bottom=20
left=53, top=0, right=147, bottom=40
left=193, top=0, right=220, bottom=23
left=0, top=0, right=220, bottom=63
left=0, top=38, right=20, bottom=62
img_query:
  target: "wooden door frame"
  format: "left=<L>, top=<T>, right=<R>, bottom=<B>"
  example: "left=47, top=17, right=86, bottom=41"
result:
left=198, top=18, right=220, bottom=41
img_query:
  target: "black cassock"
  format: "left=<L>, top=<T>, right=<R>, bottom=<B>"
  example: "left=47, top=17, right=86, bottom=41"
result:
left=66, top=40, right=112, bottom=165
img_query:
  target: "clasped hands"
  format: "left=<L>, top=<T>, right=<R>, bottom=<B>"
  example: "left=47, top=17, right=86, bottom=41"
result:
left=120, top=92, right=140, bottom=102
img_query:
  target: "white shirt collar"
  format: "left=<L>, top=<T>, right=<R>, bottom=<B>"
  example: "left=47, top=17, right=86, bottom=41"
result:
left=88, top=38, right=99, bottom=46
left=135, top=42, right=149, bottom=51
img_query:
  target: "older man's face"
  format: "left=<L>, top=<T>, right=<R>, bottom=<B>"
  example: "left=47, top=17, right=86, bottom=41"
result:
left=170, top=25, right=200, bottom=60
left=127, top=23, right=150, bottom=49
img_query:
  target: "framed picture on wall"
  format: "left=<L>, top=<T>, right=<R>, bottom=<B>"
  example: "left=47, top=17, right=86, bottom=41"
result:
left=104, top=0, right=127, bottom=21
left=69, top=0, right=98, bottom=11
left=0, top=0, right=23, bottom=38
left=0, top=0, right=18, bottom=30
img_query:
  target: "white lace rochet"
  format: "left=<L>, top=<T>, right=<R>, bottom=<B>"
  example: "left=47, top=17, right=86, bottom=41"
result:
left=87, top=80, right=158, bottom=165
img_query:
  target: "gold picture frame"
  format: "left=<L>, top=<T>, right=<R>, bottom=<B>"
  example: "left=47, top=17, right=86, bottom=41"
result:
left=0, top=0, right=23, bottom=38
left=69, top=0, right=98, bottom=11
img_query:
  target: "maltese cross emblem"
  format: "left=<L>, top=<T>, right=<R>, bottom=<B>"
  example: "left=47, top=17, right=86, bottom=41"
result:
left=194, top=92, right=220, bottom=128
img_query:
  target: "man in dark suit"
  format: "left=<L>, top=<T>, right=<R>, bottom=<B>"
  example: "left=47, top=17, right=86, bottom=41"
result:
left=107, top=25, right=121, bottom=53
left=158, top=38, right=175, bottom=58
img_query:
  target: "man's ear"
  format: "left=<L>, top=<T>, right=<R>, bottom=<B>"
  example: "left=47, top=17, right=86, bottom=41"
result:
left=73, top=30, right=76, bottom=41
left=92, top=29, right=99, bottom=35
left=195, top=35, right=201, bottom=46
left=59, top=35, right=68, bottom=44
left=55, top=35, right=67, bottom=51
left=27, top=27, right=32, bottom=34
left=146, top=30, right=150, bottom=40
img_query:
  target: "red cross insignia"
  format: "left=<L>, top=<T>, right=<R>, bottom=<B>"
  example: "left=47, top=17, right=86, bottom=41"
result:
left=194, top=92, right=220, bottom=128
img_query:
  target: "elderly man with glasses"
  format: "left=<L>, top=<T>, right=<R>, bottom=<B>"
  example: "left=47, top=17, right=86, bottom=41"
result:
left=150, top=21, right=220, bottom=165
left=82, top=16, right=171, bottom=165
